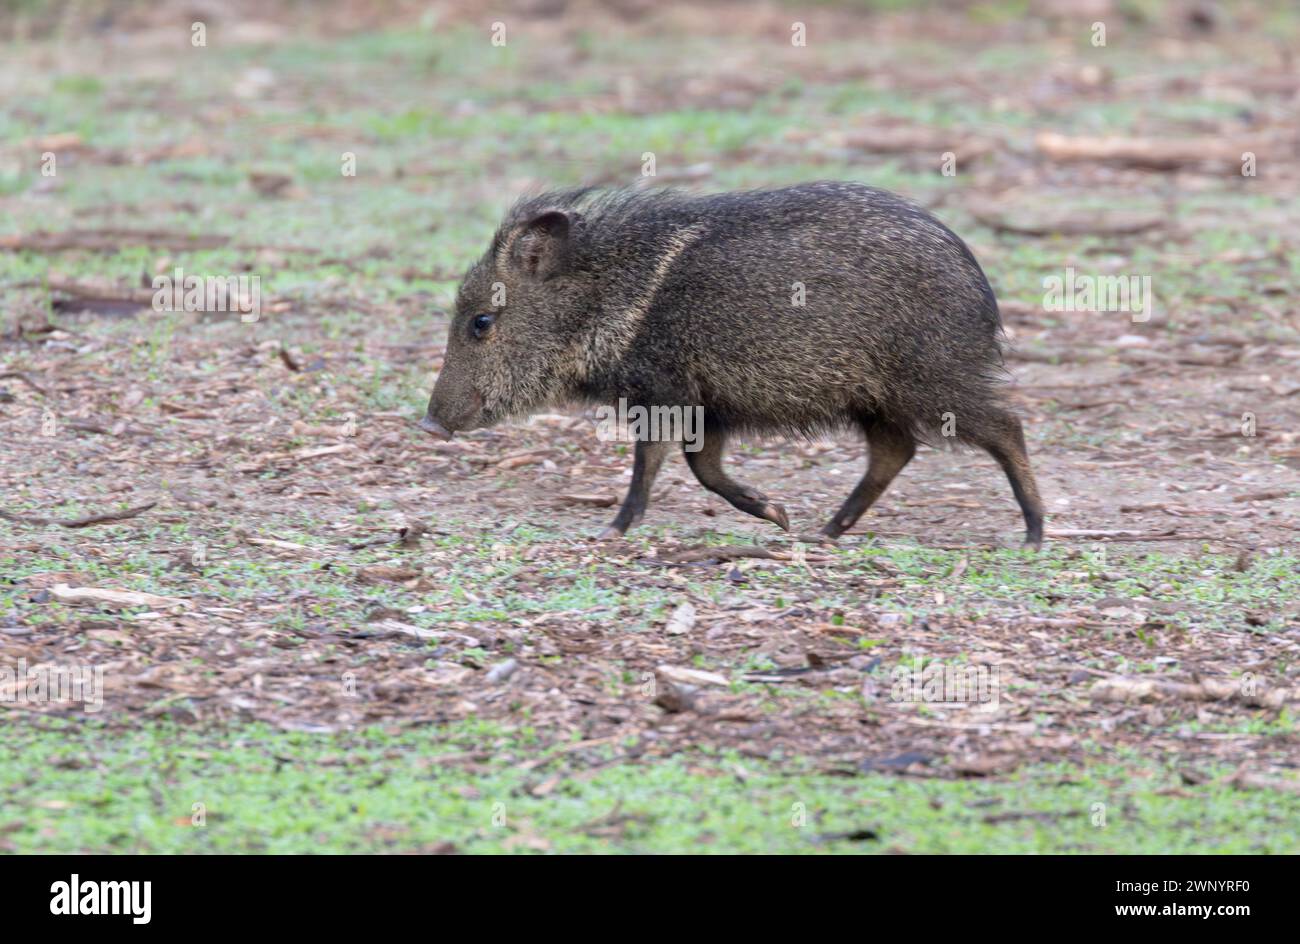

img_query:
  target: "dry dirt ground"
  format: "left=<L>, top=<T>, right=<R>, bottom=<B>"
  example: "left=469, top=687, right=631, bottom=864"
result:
left=0, top=0, right=1298, bottom=852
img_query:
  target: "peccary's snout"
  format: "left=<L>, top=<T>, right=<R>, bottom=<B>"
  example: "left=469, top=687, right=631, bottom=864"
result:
left=421, top=365, right=485, bottom=439
left=418, top=413, right=451, bottom=440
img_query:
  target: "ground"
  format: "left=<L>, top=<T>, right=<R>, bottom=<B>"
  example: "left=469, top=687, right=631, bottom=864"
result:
left=0, top=0, right=1298, bottom=853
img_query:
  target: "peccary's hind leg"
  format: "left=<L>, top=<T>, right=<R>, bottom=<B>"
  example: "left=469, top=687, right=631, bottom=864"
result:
left=599, top=439, right=670, bottom=539
left=970, top=409, right=1044, bottom=548
left=685, top=428, right=789, bottom=531
left=820, top=420, right=916, bottom=540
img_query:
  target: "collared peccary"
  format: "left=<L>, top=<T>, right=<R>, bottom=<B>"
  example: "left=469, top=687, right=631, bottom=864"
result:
left=420, top=181, right=1044, bottom=547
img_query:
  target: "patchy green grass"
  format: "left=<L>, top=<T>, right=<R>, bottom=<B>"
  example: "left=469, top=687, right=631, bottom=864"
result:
left=4, top=518, right=1297, bottom=637
left=831, top=544, right=1300, bottom=633
left=4, top=719, right=1296, bottom=854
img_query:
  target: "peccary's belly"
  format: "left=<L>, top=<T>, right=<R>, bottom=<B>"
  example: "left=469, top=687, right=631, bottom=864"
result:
left=645, top=295, right=986, bottom=432
left=690, top=340, right=886, bottom=429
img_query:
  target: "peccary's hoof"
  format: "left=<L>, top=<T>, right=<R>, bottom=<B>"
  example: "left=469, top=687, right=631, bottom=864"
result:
left=760, top=502, right=790, bottom=532
left=805, top=529, right=838, bottom=545
left=595, top=525, right=627, bottom=541
left=815, top=524, right=844, bottom=542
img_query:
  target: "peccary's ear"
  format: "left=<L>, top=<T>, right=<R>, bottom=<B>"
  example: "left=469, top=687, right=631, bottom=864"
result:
left=512, top=210, right=572, bottom=280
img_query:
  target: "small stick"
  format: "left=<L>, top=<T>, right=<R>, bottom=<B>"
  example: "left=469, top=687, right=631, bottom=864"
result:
left=0, top=371, right=49, bottom=396
left=0, top=500, right=157, bottom=528
left=660, top=545, right=833, bottom=565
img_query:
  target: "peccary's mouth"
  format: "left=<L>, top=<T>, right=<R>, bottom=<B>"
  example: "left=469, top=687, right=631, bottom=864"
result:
left=420, top=390, right=488, bottom=439
left=418, top=414, right=452, bottom=440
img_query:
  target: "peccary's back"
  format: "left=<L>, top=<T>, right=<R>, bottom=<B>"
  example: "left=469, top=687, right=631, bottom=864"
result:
left=619, top=182, right=1006, bottom=438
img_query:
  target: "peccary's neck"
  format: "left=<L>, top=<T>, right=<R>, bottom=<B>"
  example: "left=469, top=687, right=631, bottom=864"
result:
left=570, top=219, right=705, bottom=397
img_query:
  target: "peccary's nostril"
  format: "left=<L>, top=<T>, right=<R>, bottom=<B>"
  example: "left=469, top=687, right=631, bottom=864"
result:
left=418, top=414, right=452, bottom=440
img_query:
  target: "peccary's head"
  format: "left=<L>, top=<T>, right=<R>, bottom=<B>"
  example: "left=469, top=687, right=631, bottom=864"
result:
left=421, top=197, right=593, bottom=439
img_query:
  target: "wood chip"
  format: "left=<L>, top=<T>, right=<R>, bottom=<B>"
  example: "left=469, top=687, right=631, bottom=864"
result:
left=656, top=664, right=728, bottom=688
left=664, top=601, right=697, bottom=636
left=1035, top=131, right=1257, bottom=170
left=557, top=493, right=619, bottom=507
left=48, top=585, right=189, bottom=610
left=245, top=537, right=323, bottom=559
left=1090, top=676, right=1290, bottom=709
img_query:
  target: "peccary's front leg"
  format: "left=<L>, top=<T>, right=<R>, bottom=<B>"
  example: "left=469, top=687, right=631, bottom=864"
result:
left=685, top=428, right=790, bottom=531
left=599, top=439, right=671, bottom=539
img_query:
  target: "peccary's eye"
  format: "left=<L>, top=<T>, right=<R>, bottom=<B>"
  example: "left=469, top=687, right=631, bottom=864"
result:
left=471, top=312, right=496, bottom=339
